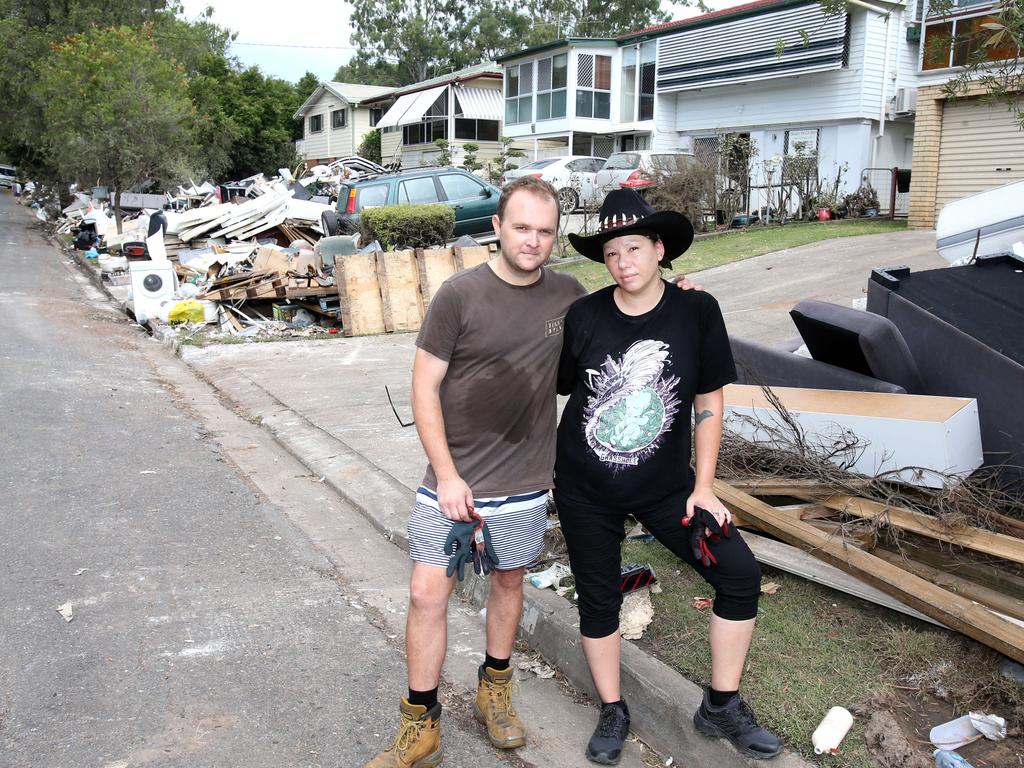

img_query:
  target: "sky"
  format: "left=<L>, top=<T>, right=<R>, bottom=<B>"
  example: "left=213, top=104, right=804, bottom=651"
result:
left=179, top=0, right=756, bottom=84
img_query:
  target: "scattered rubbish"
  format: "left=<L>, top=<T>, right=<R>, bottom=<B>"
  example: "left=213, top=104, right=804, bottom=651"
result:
left=812, top=706, right=854, bottom=755
left=139, top=470, right=158, bottom=475
left=934, top=749, right=975, bottom=768
left=620, top=563, right=657, bottom=593
left=692, top=597, right=713, bottom=610
left=619, top=589, right=654, bottom=640
left=516, top=659, right=556, bottom=679
left=665, top=758, right=674, bottom=766
left=760, top=581, right=781, bottom=595
left=626, top=522, right=654, bottom=542
left=167, top=299, right=205, bottom=324
left=929, top=711, right=1005, bottom=751
left=57, top=602, right=74, bottom=622
left=527, top=562, right=572, bottom=590
left=72, top=568, right=89, bottom=576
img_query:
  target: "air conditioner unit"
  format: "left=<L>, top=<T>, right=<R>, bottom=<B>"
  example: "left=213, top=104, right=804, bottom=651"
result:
left=129, top=260, right=177, bottom=325
left=895, top=87, right=918, bottom=115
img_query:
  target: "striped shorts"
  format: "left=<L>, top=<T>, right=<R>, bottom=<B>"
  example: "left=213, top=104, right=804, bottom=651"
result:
left=408, top=486, right=549, bottom=571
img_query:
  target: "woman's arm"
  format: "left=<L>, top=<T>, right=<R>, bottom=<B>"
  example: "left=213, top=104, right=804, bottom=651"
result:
left=685, top=387, right=729, bottom=526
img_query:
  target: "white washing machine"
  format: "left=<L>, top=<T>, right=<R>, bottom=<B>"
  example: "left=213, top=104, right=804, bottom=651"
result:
left=128, top=260, right=177, bottom=325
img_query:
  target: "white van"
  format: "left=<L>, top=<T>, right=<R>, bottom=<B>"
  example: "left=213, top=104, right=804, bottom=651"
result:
left=0, top=164, right=16, bottom=188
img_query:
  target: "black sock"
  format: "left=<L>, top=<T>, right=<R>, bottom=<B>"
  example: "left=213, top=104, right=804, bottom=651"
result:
left=709, top=687, right=738, bottom=707
left=484, top=653, right=510, bottom=671
left=408, top=687, right=438, bottom=709
left=601, top=698, right=626, bottom=709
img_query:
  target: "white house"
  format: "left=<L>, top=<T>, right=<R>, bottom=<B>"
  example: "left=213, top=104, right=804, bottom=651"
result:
left=293, top=81, right=396, bottom=167
left=499, top=0, right=921, bottom=214
left=362, top=63, right=510, bottom=170
left=907, top=0, right=1023, bottom=228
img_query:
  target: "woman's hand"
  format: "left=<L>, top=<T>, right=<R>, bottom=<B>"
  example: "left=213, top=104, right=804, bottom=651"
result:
left=684, top=487, right=731, bottom=532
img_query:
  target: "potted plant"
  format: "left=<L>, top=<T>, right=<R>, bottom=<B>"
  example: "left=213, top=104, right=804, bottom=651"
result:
left=842, top=184, right=881, bottom=218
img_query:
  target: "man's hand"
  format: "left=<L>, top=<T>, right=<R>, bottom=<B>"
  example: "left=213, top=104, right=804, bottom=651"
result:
left=437, top=475, right=475, bottom=521
left=669, top=274, right=703, bottom=292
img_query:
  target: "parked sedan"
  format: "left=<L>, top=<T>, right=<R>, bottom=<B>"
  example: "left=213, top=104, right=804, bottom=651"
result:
left=591, top=151, right=703, bottom=201
left=501, top=155, right=606, bottom=213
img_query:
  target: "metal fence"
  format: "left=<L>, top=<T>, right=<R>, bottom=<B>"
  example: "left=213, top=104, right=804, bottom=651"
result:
left=860, top=167, right=911, bottom=219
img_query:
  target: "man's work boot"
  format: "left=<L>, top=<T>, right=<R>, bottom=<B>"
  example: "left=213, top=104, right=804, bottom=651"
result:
left=364, top=698, right=443, bottom=768
left=693, top=688, right=783, bottom=760
left=473, top=665, right=526, bottom=749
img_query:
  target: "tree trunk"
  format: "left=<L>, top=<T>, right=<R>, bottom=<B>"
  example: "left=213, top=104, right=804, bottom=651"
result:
left=113, top=186, right=123, bottom=234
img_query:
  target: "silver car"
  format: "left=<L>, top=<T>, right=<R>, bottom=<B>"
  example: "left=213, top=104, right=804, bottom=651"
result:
left=590, top=151, right=702, bottom=204
left=501, top=155, right=606, bottom=213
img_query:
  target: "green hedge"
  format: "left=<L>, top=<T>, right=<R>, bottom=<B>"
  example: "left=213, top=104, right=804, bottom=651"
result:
left=360, top=203, right=455, bottom=251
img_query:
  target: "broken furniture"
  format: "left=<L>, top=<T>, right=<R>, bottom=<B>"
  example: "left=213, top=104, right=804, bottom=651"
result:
left=724, top=384, right=983, bottom=488
left=935, top=178, right=1024, bottom=264
left=730, top=299, right=923, bottom=394
left=868, top=254, right=1024, bottom=489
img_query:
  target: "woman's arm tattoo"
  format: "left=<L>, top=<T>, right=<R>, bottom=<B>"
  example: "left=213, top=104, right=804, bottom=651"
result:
left=694, top=409, right=714, bottom=425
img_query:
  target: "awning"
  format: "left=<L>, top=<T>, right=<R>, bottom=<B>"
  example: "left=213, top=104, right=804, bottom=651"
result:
left=375, top=84, right=448, bottom=129
left=455, top=86, right=502, bottom=121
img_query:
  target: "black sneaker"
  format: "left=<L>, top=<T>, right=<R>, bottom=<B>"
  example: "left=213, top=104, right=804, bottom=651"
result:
left=693, top=688, right=783, bottom=760
left=586, top=699, right=630, bottom=765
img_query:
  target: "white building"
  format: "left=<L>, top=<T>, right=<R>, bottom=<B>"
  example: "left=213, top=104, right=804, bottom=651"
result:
left=293, top=82, right=396, bottom=166
left=499, top=0, right=920, bottom=213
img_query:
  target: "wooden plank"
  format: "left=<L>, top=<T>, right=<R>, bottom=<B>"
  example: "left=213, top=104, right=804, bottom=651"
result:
left=881, top=540, right=1024, bottom=602
left=285, top=285, right=338, bottom=299
left=453, top=245, right=492, bottom=271
left=729, top=478, right=869, bottom=497
left=741, top=531, right=940, bottom=626
left=376, top=250, right=423, bottom=333
left=336, top=252, right=386, bottom=336
left=872, top=548, right=1024, bottom=622
left=416, top=248, right=456, bottom=305
left=715, top=479, right=1024, bottom=663
left=803, top=494, right=1024, bottom=566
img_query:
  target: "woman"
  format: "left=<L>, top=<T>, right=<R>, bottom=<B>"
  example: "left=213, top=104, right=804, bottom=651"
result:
left=555, top=189, right=782, bottom=764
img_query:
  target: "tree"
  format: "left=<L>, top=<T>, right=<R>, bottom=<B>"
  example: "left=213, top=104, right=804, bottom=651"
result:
left=357, top=128, right=382, bottom=165
left=32, top=25, right=200, bottom=230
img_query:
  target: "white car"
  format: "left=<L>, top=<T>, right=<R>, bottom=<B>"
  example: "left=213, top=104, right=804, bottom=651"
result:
left=501, top=155, right=606, bottom=213
left=591, top=151, right=702, bottom=201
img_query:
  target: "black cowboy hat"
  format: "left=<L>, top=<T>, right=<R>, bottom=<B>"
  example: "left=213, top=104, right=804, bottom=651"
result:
left=568, top=188, right=694, bottom=267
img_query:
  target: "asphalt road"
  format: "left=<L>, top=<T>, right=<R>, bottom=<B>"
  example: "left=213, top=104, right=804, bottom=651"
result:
left=0, top=193, right=519, bottom=767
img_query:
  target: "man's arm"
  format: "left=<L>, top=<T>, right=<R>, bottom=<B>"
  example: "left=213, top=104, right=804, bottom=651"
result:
left=412, top=347, right=475, bottom=522
left=685, top=388, right=730, bottom=526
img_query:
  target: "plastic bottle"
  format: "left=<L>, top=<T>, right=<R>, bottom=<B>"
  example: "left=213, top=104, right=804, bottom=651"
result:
left=934, top=749, right=975, bottom=768
left=812, top=706, right=854, bottom=755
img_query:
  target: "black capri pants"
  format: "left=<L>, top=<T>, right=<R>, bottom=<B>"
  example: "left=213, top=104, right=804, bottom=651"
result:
left=554, top=490, right=762, bottom=639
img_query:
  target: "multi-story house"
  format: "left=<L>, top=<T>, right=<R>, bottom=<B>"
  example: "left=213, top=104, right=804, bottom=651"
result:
left=499, top=0, right=921, bottom=215
left=293, top=82, right=396, bottom=167
left=907, top=0, right=1023, bottom=227
left=362, top=63, right=509, bottom=170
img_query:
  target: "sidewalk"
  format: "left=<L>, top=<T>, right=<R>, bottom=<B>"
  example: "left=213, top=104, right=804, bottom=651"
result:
left=65, top=226, right=944, bottom=768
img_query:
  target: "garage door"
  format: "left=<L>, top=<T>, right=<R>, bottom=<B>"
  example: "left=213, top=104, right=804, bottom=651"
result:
left=935, top=98, right=1024, bottom=217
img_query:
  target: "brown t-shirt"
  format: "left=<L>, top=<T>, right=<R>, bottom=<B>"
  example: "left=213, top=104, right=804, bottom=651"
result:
left=416, top=263, right=586, bottom=497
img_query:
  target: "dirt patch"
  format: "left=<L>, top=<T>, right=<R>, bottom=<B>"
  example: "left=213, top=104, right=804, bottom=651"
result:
left=862, top=710, right=932, bottom=768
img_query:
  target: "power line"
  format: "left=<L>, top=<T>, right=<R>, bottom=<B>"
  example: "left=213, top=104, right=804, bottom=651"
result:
left=229, top=40, right=358, bottom=50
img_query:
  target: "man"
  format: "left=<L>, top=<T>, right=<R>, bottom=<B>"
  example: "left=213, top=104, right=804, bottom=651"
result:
left=364, top=177, right=585, bottom=768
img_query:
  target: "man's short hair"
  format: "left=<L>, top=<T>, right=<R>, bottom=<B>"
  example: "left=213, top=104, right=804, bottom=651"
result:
left=496, top=176, right=560, bottom=223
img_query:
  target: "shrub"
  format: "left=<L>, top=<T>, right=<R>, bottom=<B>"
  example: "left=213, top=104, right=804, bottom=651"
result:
left=644, top=155, right=717, bottom=232
left=360, top=203, right=455, bottom=250
left=843, top=184, right=881, bottom=218
left=357, top=129, right=382, bottom=166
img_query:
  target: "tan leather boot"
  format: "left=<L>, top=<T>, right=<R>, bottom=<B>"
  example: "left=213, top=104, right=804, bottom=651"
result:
left=364, top=698, right=442, bottom=768
left=473, top=665, right=526, bottom=749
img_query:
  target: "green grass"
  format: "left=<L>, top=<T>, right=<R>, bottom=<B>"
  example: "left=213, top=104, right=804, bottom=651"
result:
left=622, top=538, right=1023, bottom=766
left=551, top=219, right=908, bottom=293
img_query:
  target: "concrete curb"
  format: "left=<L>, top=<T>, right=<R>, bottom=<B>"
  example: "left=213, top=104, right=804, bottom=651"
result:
left=67, top=244, right=811, bottom=768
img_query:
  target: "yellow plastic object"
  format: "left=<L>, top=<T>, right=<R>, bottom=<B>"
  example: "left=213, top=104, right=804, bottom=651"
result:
left=167, top=299, right=206, bottom=324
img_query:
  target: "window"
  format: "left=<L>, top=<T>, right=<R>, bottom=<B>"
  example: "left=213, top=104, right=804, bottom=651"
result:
left=620, top=42, right=655, bottom=122
left=402, top=92, right=448, bottom=145
left=331, top=108, right=347, bottom=129
left=504, top=62, right=533, bottom=125
left=398, top=177, right=439, bottom=204
left=454, top=118, right=500, bottom=141
left=602, top=153, right=640, bottom=171
left=308, top=114, right=323, bottom=134
left=575, top=53, right=611, bottom=119
left=439, top=173, right=486, bottom=201
left=356, top=184, right=388, bottom=210
left=369, top=107, right=384, bottom=127
left=567, top=158, right=604, bottom=173
left=923, top=13, right=1017, bottom=70
left=535, top=53, right=568, bottom=121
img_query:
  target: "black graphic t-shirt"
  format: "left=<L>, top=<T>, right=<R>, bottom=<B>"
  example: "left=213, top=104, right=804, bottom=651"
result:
left=554, top=281, right=736, bottom=509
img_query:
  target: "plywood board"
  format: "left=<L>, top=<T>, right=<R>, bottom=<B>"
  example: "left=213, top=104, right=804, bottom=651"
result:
left=725, top=384, right=973, bottom=422
left=416, top=248, right=457, bottom=305
left=336, top=252, right=386, bottom=336
left=376, top=250, right=423, bottom=333
left=453, top=245, right=492, bottom=271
